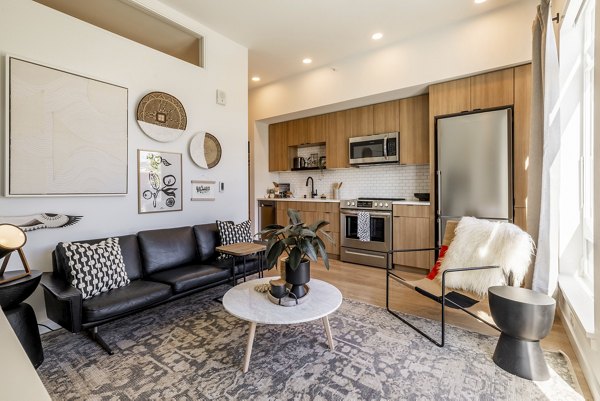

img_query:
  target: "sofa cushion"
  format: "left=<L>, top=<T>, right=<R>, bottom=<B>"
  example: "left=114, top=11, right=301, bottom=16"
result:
left=193, top=223, right=220, bottom=263
left=54, top=235, right=144, bottom=282
left=60, top=238, right=130, bottom=300
left=148, top=264, right=230, bottom=294
left=82, top=280, right=171, bottom=323
left=138, top=226, right=197, bottom=275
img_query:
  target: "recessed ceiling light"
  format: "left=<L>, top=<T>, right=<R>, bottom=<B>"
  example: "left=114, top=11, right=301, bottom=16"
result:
left=251, top=76, right=261, bottom=82
left=474, top=0, right=486, bottom=3
left=302, top=58, right=312, bottom=64
left=371, top=32, right=383, bottom=40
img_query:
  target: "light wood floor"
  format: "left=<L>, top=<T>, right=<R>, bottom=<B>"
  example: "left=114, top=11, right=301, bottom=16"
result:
left=264, top=258, right=592, bottom=400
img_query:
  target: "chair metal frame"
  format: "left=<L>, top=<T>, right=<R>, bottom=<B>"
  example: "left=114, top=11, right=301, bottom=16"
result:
left=386, top=248, right=500, bottom=347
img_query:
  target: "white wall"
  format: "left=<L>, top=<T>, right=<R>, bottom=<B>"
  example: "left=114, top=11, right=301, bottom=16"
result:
left=0, top=0, right=248, bottom=321
left=249, top=0, right=538, bottom=226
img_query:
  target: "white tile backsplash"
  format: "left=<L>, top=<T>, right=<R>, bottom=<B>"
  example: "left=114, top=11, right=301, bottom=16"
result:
left=278, top=164, right=430, bottom=201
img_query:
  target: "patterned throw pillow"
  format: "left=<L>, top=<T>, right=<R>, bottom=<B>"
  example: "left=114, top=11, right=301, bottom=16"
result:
left=216, top=220, right=253, bottom=259
left=60, top=237, right=130, bottom=299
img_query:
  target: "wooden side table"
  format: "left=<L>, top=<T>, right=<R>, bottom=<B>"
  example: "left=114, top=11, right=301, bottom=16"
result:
left=216, top=242, right=266, bottom=285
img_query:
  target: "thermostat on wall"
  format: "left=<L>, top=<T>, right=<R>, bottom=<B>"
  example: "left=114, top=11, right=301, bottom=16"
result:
left=216, top=89, right=226, bottom=105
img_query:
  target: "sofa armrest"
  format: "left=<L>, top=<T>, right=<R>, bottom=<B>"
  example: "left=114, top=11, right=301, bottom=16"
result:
left=41, top=272, right=83, bottom=333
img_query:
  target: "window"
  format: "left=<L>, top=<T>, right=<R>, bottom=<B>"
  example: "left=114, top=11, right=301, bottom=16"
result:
left=579, top=0, right=595, bottom=290
left=557, top=0, right=595, bottom=330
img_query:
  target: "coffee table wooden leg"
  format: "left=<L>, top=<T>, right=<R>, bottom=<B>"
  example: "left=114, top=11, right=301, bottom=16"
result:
left=242, top=321, right=257, bottom=373
left=322, top=316, right=334, bottom=350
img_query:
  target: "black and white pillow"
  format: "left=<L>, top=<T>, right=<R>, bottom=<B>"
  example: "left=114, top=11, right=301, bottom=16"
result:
left=216, top=220, right=253, bottom=259
left=60, top=237, right=130, bottom=299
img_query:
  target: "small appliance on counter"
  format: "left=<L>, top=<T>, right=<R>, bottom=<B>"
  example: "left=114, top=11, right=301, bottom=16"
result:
left=414, top=193, right=430, bottom=202
left=292, top=157, right=306, bottom=169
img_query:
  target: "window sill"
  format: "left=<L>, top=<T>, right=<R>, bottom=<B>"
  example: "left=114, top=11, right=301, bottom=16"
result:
left=558, top=274, right=595, bottom=336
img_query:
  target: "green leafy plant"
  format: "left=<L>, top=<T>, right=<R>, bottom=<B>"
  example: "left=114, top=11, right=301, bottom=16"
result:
left=260, top=209, right=333, bottom=271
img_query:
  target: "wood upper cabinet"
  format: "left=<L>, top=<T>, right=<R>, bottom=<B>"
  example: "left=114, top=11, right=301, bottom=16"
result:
left=326, top=110, right=350, bottom=169
left=305, top=114, right=326, bottom=144
left=513, top=64, right=532, bottom=208
left=399, top=95, right=429, bottom=165
left=429, top=77, right=471, bottom=118
left=349, top=105, right=373, bottom=137
left=373, top=100, right=400, bottom=133
left=287, top=118, right=306, bottom=146
left=268, top=122, right=290, bottom=172
left=470, top=69, right=514, bottom=110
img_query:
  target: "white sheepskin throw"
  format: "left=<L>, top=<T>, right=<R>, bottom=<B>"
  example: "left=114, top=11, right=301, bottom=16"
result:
left=437, top=217, right=534, bottom=297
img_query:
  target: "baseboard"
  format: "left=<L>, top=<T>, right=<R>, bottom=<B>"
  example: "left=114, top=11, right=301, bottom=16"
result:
left=558, top=290, right=600, bottom=400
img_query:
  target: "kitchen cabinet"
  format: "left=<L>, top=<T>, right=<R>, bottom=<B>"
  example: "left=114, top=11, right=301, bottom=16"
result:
left=326, top=110, right=350, bottom=169
left=349, top=105, right=373, bottom=137
left=392, top=205, right=432, bottom=269
left=513, top=64, right=532, bottom=208
left=268, top=122, right=290, bottom=172
left=514, top=207, right=527, bottom=232
left=470, top=69, right=514, bottom=110
left=373, top=100, right=400, bottom=133
left=274, top=201, right=340, bottom=257
left=287, top=118, right=306, bottom=146
left=399, top=95, right=429, bottom=165
left=428, top=69, right=514, bottom=119
left=305, top=114, right=326, bottom=145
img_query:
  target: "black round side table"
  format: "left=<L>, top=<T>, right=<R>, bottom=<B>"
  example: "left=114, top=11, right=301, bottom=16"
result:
left=0, top=270, right=44, bottom=368
left=488, top=286, right=555, bottom=381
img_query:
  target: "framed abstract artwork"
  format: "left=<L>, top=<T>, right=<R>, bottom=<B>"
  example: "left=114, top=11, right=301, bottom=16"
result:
left=191, top=180, right=216, bottom=201
left=5, top=56, right=128, bottom=196
left=138, top=150, right=182, bottom=213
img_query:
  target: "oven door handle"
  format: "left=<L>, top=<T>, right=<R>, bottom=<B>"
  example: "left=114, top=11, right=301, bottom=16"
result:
left=340, top=211, right=391, bottom=218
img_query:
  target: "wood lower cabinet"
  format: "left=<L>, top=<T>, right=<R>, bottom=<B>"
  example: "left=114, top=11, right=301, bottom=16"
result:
left=274, top=201, right=340, bottom=258
left=392, top=205, right=432, bottom=270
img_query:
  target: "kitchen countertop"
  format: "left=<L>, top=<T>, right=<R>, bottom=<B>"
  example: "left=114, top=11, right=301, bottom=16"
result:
left=259, top=197, right=340, bottom=203
left=392, top=201, right=430, bottom=206
left=259, top=198, right=430, bottom=205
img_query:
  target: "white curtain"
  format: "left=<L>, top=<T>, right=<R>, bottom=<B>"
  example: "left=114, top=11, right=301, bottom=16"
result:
left=529, top=0, right=561, bottom=295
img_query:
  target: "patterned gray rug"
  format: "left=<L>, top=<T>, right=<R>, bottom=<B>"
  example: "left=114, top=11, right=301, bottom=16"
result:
left=38, top=284, right=583, bottom=400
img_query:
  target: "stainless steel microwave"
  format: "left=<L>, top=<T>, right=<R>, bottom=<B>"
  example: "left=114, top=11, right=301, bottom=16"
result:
left=349, top=132, right=399, bottom=166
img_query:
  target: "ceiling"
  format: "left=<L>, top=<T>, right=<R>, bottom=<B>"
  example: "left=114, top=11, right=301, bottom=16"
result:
left=157, top=0, right=524, bottom=88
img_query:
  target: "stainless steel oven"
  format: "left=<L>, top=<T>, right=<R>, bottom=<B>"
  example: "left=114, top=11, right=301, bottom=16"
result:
left=340, top=198, right=403, bottom=268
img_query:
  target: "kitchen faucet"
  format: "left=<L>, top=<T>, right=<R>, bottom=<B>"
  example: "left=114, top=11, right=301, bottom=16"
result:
left=305, top=176, right=317, bottom=198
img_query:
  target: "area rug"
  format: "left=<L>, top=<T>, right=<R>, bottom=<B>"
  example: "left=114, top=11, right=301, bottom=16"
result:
left=38, top=284, right=583, bottom=400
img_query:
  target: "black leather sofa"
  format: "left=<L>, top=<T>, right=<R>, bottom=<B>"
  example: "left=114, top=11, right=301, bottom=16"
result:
left=41, top=223, right=260, bottom=354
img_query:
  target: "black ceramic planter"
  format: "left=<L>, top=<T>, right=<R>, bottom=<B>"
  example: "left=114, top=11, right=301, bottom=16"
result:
left=285, top=260, right=310, bottom=298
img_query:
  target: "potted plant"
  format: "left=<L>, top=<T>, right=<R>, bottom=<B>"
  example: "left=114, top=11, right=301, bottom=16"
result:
left=260, top=209, right=332, bottom=298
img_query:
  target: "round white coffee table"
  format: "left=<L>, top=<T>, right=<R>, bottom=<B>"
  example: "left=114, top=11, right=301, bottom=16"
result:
left=222, top=277, right=343, bottom=373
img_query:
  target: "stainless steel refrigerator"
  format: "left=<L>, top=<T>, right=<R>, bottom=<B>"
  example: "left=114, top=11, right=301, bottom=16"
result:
left=435, top=108, right=513, bottom=247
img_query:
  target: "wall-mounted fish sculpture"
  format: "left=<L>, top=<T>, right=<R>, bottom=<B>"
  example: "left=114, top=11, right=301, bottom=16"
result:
left=0, top=213, right=82, bottom=232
